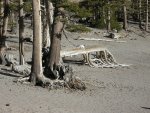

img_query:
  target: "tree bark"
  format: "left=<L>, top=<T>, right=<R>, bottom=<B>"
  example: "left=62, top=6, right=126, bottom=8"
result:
left=47, top=7, right=64, bottom=78
left=107, top=0, right=111, bottom=31
left=19, top=0, right=25, bottom=65
left=139, top=0, right=142, bottom=29
left=145, top=0, right=149, bottom=31
left=2, top=0, right=9, bottom=38
left=0, top=0, right=3, bottom=38
left=0, top=0, right=9, bottom=65
left=10, top=12, right=15, bottom=32
left=31, top=0, right=43, bottom=84
left=45, top=1, right=54, bottom=47
left=48, top=20, right=63, bottom=69
left=123, top=1, right=128, bottom=30
left=0, top=0, right=3, bottom=16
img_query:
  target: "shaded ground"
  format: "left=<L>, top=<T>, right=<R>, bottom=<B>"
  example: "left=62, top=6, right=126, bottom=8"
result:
left=0, top=24, right=150, bottom=113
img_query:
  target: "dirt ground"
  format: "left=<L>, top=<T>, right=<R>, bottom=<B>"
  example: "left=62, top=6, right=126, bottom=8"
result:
left=0, top=24, right=150, bottom=113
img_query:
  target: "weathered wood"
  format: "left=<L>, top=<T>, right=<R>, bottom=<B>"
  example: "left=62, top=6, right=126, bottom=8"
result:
left=61, top=46, right=130, bottom=68
left=123, top=3, right=128, bottom=30
left=61, top=46, right=106, bottom=57
left=31, top=0, right=43, bottom=84
left=77, top=37, right=126, bottom=43
left=19, top=0, right=25, bottom=65
left=12, top=64, right=31, bottom=76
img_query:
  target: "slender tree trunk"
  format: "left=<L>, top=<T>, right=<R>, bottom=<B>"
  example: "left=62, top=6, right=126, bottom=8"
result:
left=31, top=0, right=43, bottom=84
left=45, top=1, right=54, bottom=46
left=123, top=2, right=128, bottom=30
left=2, top=0, right=9, bottom=39
left=145, top=0, right=149, bottom=31
left=139, top=0, right=142, bottom=29
left=0, top=0, right=3, bottom=16
left=42, top=20, right=50, bottom=48
left=107, top=0, right=111, bottom=31
left=0, top=0, right=6, bottom=65
left=0, top=0, right=9, bottom=65
left=10, top=12, right=15, bottom=32
left=102, top=7, right=106, bottom=25
left=19, top=0, right=25, bottom=65
left=41, top=0, right=46, bottom=47
left=0, top=0, right=3, bottom=38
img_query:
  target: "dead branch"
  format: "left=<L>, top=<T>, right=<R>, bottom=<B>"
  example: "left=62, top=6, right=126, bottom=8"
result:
left=77, top=37, right=126, bottom=43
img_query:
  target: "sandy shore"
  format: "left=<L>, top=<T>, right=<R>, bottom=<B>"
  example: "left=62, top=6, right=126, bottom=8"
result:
left=0, top=24, right=150, bottom=113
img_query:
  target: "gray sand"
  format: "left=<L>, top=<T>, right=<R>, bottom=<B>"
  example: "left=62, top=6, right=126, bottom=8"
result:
left=0, top=24, right=150, bottom=113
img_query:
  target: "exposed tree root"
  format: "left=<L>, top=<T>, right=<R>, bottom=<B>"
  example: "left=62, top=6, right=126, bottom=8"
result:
left=16, top=66, right=86, bottom=91
left=61, top=46, right=130, bottom=68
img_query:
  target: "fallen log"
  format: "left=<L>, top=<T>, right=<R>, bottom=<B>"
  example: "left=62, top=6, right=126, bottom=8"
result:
left=77, top=37, right=126, bottom=43
left=12, top=64, right=31, bottom=76
left=61, top=46, right=130, bottom=68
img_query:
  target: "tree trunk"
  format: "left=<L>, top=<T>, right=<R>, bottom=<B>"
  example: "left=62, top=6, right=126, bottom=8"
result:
left=10, top=12, right=15, bottom=32
left=0, top=0, right=9, bottom=65
left=139, top=0, right=142, bottom=29
left=2, top=0, right=9, bottom=39
left=145, top=0, right=149, bottom=31
left=48, top=20, right=63, bottom=69
left=47, top=7, right=64, bottom=78
left=31, top=0, right=43, bottom=84
left=107, top=0, right=111, bottom=31
left=123, top=2, right=128, bottom=30
left=19, top=0, right=25, bottom=65
left=41, top=0, right=46, bottom=47
left=0, top=0, right=3, bottom=38
left=45, top=1, right=54, bottom=46
left=0, top=0, right=3, bottom=16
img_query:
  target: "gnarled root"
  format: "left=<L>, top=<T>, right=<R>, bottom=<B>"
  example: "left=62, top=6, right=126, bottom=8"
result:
left=16, top=66, right=86, bottom=91
left=65, top=76, right=86, bottom=91
left=85, top=49, right=129, bottom=68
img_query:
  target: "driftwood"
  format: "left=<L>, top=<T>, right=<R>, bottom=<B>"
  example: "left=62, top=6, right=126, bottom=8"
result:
left=61, top=46, right=130, bottom=68
left=12, top=64, right=31, bottom=76
left=77, top=37, right=126, bottom=43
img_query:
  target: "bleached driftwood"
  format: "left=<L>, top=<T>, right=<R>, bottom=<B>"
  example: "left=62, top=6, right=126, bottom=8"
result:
left=77, top=37, right=126, bottom=43
left=12, top=64, right=31, bottom=76
left=61, top=46, right=130, bottom=68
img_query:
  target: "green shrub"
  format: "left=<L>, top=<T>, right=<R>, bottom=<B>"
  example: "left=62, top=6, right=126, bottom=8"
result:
left=65, top=24, right=91, bottom=33
left=94, top=17, right=107, bottom=29
left=110, top=15, right=122, bottom=31
left=90, top=16, right=121, bottom=31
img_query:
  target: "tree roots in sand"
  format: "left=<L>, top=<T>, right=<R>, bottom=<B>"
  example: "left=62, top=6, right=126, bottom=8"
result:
left=17, top=66, right=86, bottom=91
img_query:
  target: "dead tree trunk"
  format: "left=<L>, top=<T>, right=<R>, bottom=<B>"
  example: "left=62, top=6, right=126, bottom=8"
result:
left=30, top=0, right=43, bottom=84
left=41, top=0, right=46, bottom=47
left=145, top=0, right=149, bottom=31
left=45, top=1, right=54, bottom=47
left=19, top=0, right=25, bottom=65
left=47, top=7, right=64, bottom=79
left=123, top=1, right=128, bottom=30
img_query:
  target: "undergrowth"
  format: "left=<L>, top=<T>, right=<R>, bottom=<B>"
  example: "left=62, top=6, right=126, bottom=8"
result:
left=65, top=24, right=91, bottom=33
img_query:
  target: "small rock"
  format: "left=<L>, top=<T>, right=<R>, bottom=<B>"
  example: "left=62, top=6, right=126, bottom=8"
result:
left=5, top=104, right=10, bottom=106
